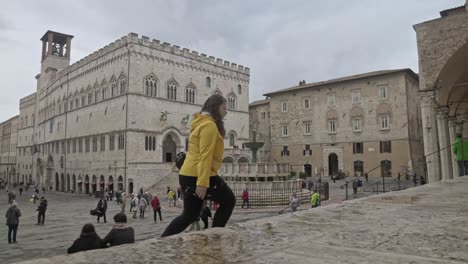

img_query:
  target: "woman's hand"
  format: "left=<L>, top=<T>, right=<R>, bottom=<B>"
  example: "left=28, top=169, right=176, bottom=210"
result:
left=195, top=186, right=208, bottom=200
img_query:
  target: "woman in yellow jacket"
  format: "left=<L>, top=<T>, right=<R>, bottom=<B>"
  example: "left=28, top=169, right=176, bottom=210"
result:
left=161, top=95, right=236, bottom=237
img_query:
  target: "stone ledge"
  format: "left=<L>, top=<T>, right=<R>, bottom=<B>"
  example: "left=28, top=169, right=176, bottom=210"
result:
left=17, top=177, right=468, bottom=264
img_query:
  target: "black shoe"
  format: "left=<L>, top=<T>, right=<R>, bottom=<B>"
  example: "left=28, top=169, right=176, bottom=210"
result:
left=12, top=241, right=17, bottom=243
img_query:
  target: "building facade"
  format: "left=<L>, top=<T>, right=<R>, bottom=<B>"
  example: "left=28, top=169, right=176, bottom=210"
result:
left=1, top=30, right=251, bottom=194
left=250, top=69, right=425, bottom=178
left=0, top=116, right=19, bottom=184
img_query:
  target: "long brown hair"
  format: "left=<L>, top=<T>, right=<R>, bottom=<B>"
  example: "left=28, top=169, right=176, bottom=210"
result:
left=200, top=94, right=226, bottom=137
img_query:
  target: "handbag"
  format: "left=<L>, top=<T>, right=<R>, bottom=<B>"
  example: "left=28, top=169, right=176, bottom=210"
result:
left=175, top=152, right=186, bottom=170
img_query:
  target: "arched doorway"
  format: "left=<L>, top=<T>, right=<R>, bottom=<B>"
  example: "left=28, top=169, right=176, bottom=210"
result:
left=55, top=173, right=59, bottom=191
left=99, top=175, right=105, bottom=191
left=238, top=156, right=250, bottom=163
left=61, top=174, right=65, bottom=192
left=304, top=164, right=312, bottom=177
left=72, top=174, right=76, bottom=193
left=162, top=135, right=177, bottom=162
left=328, top=153, right=339, bottom=176
left=128, top=178, right=134, bottom=194
left=117, top=175, right=124, bottom=191
left=108, top=176, right=114, bottom=191
left=29, top=174, right=32, bottom=184
left=84, top=175, right=90, bottom=194
left=77, top=175, right=82, bottom=194
left=91, top=175, right=97, bottom=194
left=67, top=174, right=71, bottom=192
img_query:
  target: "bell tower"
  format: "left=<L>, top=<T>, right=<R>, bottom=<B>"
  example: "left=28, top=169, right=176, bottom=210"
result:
left=40, top=31, right=74, bottom=73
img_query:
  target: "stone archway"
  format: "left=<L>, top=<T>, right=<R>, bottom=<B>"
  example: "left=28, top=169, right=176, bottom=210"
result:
left=84, top=175, right=90, bottom=194
left=162, top=135, right=177, bottom=162
left=117, top=175, right=124, bottom=191
left=91, top=175, right=97, bottom=194
left=99, top=175, right=105, bottom=191
left=55, top=173, right=59, bottom=191
left=238, top=156, right=250, bottom=163
left=328, top=153, right=339, bottom=176
left=67, top=174, right=71, bottom=192
left=322, top=147, right=343, bottom=177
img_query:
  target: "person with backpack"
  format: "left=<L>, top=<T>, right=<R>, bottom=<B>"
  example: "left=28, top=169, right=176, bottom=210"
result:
left=289, top=193, right=299, bottom=212
left=161, top=95, right=236, bottom=237
left=138, top=195, right=148, bottom=219
left=151, top=194, right=163, bottom=223
left=131, top=195, right=139, bottom=219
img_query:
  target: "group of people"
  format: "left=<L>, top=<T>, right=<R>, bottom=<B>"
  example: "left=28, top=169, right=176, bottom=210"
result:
left=288, top=189, right=320, bottom=212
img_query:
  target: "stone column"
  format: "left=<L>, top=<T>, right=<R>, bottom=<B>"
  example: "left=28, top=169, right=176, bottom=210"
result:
left=66, top=36, right=72, bottom=58
left=41, top=40, right=47, bottom=62
left=436, top=108, right=453, bottom=180
left=448, top=117, right=459, bottom=177
left=47, top=32, right=53, bottom=56
left=420, top=91, right=441, bottom=183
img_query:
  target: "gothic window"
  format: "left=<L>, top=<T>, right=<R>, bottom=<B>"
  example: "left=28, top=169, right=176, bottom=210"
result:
left=82, top=95, right=86, bottom=107
left=88, top=93, right=93, bottom=105
left=70, top=100, right=74, bottom=110
left=75, top=98, right=79, bottom=108
left=111, top=77, right=118, bottom=97
left=228, top=133, right=235, bottom=147
left=95, top=90, right=99, bottom=103
left=100, top=135, right=105, bottom=151
left=118, top=133, right=125, bottom=150
left=185, top=83, right=196, bottom=104
left=167, top=79, right=178, bottom=101
left=78, top=138, right=83, bottom=153
left=85, top=138, right=90, bottom=152
left=227, top=93, right=237, bottom=110
left=144, top=75, right=158, bottom=97
left=101, top=80, right=108, bottom=100
left=119, top=74, right=126, bottom=94
left=206, top=77, right=211, bottom=88
left=109, top=134, right=115, bottom=151
left=237, top=84, right=242, bottom=94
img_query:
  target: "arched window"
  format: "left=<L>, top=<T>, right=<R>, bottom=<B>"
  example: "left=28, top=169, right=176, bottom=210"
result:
left=229, top=133, right=235, bottom=147
left=237, top=84, right=242, bottom=94
left=119, top=74, right=126, bottom=94
left=152, top=136, right=155, bottom=151
left=110, top=77, right=118, bottom=97
left=145, top=75, right=158, bottom=97
left=227, top=93, right=237, bottom=110
left=185, top=83, right=196, bottom=104
left=145, top=136, right=148, bottom=151
left=206, top=77, right=211, bottom=88
left=167, top=79, right=178, bottom=101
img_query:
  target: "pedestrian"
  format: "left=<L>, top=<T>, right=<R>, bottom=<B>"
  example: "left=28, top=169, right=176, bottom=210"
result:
left=131, top=195, right=139, bottom=219
left=352, top=178, right=358, bottom=195
left=289, top=193, right=299, bottom=212
left=161, top=95, right=236, bottom=237
left=120, top=191, right=126, bottom=213
left=365, top=173, right=369, bottom=183
left=67, top=223, right=106, bottom=254
left=37, top=197, right=48, bottom=225
left=32, top=193, right=39, bottom=204
left=167, top=189, right=175, bottom=207
left=5, top=201, right=21, bottom=244
left=177, top=186, right=182, bottom=200
left=310, top=190, right=320, bottom=208
left=173, top=190, right=177, bottom=207
left=42, top=186, right=46, bottom=194
left=138, top=195, right=147, bottom=219
left=200, top=202, right=212, bottom=229
left=151, top=194, right=163, bottom=223
left=19, top=187, right=23, bottom=196
left=357, top=177, right=363, bottom=193
left=420, top=176, right=426, bottom=185
left=413, top=173, right=418, bottom=187
left=102, top=213, right=135, bottom=247
left=453, top=133, right=468, bottom=176
left=8, top=191, right=16, bottom=204
left=96, top=196, right=108, bottom=223
left=129, top=193, right=135, bottom=213
left=241, top=188, right=249, bottom=209
left=115, top=190, right=121, bottom=204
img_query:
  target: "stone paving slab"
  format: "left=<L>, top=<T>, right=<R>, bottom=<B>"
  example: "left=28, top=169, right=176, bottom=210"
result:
left=15, top=177, right=468, bottom=264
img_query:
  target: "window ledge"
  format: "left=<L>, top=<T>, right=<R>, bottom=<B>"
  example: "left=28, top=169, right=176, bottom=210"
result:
left=379, top=128, right=390, bottom=131
left=353, top=130, right=362, bottom=133
left=328, top=132, right=337, bottom=135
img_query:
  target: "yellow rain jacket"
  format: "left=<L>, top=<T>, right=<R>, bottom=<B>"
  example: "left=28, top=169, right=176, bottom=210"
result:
left=179, top=114, right=224, bottom=187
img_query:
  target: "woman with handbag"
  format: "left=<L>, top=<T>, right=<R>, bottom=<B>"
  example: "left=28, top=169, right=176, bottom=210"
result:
left=161, top=94, right=236, bottom=237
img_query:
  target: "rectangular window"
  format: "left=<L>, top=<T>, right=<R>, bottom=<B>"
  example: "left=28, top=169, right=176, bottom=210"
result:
left=303, top=144, right=312, bottom=156
left=281, top=101, right=288, bottom=112
left=118, top=133, right=125, bottom=150
left=109, top=134, right=115, bottom=151
left=85, top=138, right=90, bottom=153
left=353, top=118, right=361, bottom=132
left=304, top=98, right=310, bottom=109
left=380, top=141, right=392, bottom=153
left=328, top=120, right=336, bottom=133
left=281, top=146, right=290, bottom=156
left=67, top=140, right=71, bottom=154
left=304, top=122, right=311, bottom=135
left=73, top=139, right=76, bottom=153
left=353, top=142, right=364, bottom=154
left=352, top=90, right=361, bottom=103
left=380, top=114, right=389, bottom=129
left=261, top=112, right=266, bottom=119
left=92, top=137, right=98, bottom=152
left=327, top=93, right=336, bottom=106
left=78, top=138, right=83, bottom=153
left=281, top=126, right=288, bottom=137
left=100, top=135, right=105, bottom=151
left=88, top=93, right=93, bottom=105
left=379, top=85, right=388, bottom=99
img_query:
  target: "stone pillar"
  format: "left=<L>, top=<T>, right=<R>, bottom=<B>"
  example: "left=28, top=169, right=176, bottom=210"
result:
left=448, top=117, right=459, bottom=177
left=420, top=91, right=441, bottom=183
left=66, top=36, right=72, bottom=58
left=436, top=108, right=453, bottom=180
left=47, top=32, right=53, bottom=56
left=41, top=40, right=47, bottom=62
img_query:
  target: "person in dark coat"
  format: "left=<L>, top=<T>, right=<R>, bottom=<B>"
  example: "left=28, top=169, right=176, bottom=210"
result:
left=37, top=197, right=48, bottom=225
left=96, top=196, right=108, bottom=223
left=5, top=201, right=21, bottom=244
left=420, top=175, right=426, bottom=185
left=102, top=213, right=135, bottom=247
left=200, top=203, right=212, bottom=229
left=68, top=224, right=106, bottom=254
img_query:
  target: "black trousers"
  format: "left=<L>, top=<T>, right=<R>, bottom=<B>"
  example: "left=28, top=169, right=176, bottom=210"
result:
left=97, top=212, right=107, bottom=223
left=161, top=175, right=235, bottom=237
left=38, top=211, right=45, bottom=224
left=201, top=216, right=209, bottom=229
left=153, top=208, right=162, bottom=222
left=140, top=209, right=145, bottom=219
left=8, top=224, right=18, bottom=243
left=241, top=199, right=249, bottom=208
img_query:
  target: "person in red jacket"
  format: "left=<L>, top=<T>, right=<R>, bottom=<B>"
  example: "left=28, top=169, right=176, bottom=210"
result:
left=151, top=194, right=162, bottom=223
left=241, top=189, right=250, bottom=209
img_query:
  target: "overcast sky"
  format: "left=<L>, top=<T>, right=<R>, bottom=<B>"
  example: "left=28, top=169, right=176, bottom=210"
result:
left=0, top=0, right=464, bottom=122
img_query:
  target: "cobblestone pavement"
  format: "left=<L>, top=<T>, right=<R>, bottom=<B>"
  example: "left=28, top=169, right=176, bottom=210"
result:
left=0, top=188, right=277, bottom=264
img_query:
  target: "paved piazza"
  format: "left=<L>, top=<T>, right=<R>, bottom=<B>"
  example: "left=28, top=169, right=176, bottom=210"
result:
left=0, top=188, right=277, bottom=263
